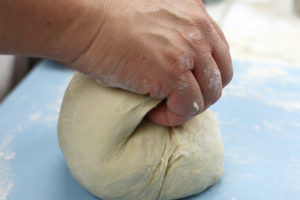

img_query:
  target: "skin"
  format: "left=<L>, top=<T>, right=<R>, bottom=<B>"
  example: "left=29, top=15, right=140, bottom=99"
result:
left=0, top=0, right=233, bottom=126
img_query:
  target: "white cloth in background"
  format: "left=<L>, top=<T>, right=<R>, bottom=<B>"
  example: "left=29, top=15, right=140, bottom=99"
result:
left=0, top=55, right=29, bottom=102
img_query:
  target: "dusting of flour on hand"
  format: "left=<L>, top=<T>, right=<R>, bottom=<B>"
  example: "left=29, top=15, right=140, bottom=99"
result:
left=204, top=67, right=221, bottom=92
left=193, top=102, right=200, bottom=112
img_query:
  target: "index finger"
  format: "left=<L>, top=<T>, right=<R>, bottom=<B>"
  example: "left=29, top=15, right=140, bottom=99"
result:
left=147, top=71, right=203, bottom=126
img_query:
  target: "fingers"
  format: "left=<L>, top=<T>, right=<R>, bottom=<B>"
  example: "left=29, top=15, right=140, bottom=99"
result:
left=193, top=53, right=222, bottom=108
left=186, top=14, right=232, bottom=88
left=211, top=37, right=233, bottom=87
left=205, top=14, right=233, bottom=87
left=147, top=6, right=233, bottom=127
left=147, top=103, right=187, bottom=127
left=190, top=17, right=232, bottom=88
left=148, top=34, right=232, bottom=127
left=147, top=71, right=203, bottom=126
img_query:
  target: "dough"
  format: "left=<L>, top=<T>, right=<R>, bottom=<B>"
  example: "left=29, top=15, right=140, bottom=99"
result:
left=58, top=73, right=223, bottom=200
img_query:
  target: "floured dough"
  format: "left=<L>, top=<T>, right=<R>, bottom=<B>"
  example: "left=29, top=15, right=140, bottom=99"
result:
left=58, top=73, right=223, bottom=200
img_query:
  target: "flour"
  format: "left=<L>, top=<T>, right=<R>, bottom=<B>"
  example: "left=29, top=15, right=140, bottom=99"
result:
left=224, top=61, right=300, bottom=113
left=0, top=152, right=15, bottom=161
left=0, top=134, right=16, bottom=200
left=225, top=148, right=265, bottom=165
left=28, top=82, right=69, bottom=126
left=252, top=125, right=261, bottom=132
left=263, top=120, right=283, bottom=132
left=204, top=67, right=221, bottom=93
left=193, top=102, right=200, bottom=112
left=0, top=72, right=72, bottom=200
left=29, top=111, right=42, bottom=121
left=280, top=156, right=300, bottom=193
left=177, top=52, right=194, bottom=72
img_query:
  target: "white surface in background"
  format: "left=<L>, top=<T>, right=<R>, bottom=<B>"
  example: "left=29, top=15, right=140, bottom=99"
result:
left=206, top=0, right=300, bottom=67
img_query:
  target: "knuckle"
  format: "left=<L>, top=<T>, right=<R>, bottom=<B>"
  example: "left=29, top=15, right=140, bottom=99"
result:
left=166, top=50, right=194, bottom=76
left=191, top=15, right=213, bottom=33
left=188, top=31, right=210, bottom=45
left=148, top=81, right=169, bottom=99
left=187, top=30, right=212, bottom=53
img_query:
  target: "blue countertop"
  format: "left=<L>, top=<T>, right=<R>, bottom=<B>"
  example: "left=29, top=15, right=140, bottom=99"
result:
left=0, top=60, right=300, bottom=200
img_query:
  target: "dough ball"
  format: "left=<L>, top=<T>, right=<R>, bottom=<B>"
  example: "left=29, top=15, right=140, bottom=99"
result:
left=58, top=73, right=223, bottom=200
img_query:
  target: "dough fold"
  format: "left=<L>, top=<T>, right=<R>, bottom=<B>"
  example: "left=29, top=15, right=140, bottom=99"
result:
left=58, top=73, right=223, bottom=200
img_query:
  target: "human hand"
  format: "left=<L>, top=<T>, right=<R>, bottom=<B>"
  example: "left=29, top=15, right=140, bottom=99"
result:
left=67, top=0, right=233, bottom=126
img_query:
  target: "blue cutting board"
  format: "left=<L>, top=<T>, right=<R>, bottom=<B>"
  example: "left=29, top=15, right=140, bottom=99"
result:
left=0, top=59, right=299, bottom=200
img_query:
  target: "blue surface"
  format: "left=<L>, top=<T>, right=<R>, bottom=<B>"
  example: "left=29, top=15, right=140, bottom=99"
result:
left=0, top=60, right=299, bottom=200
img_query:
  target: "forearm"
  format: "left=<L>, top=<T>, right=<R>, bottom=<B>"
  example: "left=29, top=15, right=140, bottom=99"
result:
left=0, top=0, right=103, bottom=63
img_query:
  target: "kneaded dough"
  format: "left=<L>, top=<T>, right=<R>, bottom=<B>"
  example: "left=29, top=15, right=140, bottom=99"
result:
left=58, top=73, right=223, bottom=200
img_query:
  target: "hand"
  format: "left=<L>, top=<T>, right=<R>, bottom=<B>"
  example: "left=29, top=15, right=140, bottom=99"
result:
left=68, top=0, right=233, bottom=126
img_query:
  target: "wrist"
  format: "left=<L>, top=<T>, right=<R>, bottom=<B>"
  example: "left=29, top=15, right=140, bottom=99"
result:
left=45, top=0, right=107, bottom=64
left=0, top=0, right=107, bottom=63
